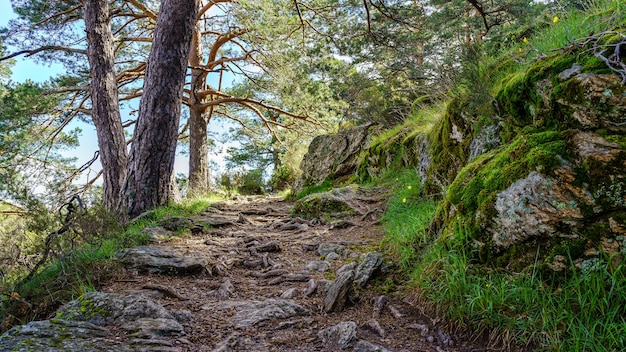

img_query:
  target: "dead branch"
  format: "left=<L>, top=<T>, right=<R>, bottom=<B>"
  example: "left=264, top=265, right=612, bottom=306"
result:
left=19, top=195, right=85, bottom=285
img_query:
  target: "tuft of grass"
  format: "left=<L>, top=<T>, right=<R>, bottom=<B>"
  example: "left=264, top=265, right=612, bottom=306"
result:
left=295, top=179, right=334, bottom=200
left=374, top=168, right=437, bottom=270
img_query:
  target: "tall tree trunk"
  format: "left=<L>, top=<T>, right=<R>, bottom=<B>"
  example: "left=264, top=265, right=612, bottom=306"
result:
left=188, top=20, right=211, bottom=196
left=83, top=0, right=128, bottom=210
left=122, top=0, right=199, bottom=217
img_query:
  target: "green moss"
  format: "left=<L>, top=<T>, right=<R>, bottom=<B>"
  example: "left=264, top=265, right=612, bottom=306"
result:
left=438, top=130, right=570, bottom=262
left=424, top=92, right=481, bottom=193
left=293, top=190, right=356, bottom=219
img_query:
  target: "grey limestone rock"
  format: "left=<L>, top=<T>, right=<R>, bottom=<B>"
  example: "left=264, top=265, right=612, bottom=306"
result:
left=142, top=226, right=176, bottom=243
left=57, top=292, right=176, bottom=326
left=354, top=340, right=395, bottom=352
left=318, top=243, right=347, bottom=257
left=492, top=171, right=584, bottom=250
left=122, top=318, right=184, bottom=339
left=355, top=252, right=384, bottom=287
left=295, top=123, right=377, bottom=194
left=157, top=216, right=194, bottom=231
left=118, top=245, right=211, bottom=275
left=207, top=299, right=308, bottom=327
left=318, top=321, right=358, bottom=350
left=304, top=260, right=331, bottom=272
left=0, top=319, right=132, bottom=352
left=323, top=270, right=355, bottom=313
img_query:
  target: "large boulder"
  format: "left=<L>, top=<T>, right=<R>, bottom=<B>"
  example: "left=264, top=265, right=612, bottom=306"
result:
left=435, top=61, right=626, bottom=271
left=294, top=123, right=378, bottom=194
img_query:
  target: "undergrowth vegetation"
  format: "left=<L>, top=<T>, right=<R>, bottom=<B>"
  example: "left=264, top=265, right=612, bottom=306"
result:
left=0, top=196, right=221, bottom=331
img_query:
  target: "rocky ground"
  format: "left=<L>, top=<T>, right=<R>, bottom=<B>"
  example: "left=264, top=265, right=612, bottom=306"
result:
left=1, top=195, right=491, bottom=352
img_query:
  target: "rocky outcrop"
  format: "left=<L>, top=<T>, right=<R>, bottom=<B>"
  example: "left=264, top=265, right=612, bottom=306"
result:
left=294, top=123, right=378, bottom=194
left=434, top=61, right=626, bottom=271
left=204, top=299, right=309, bottom=328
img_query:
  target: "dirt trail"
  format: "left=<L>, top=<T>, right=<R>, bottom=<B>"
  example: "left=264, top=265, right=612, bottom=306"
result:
left=103, top=195, right=485, bottom=352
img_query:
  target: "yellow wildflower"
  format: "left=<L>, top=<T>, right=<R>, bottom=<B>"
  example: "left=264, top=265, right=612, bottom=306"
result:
left=523, top=37, right=528, bottom=43
left=407, top=185, right=412, bottom=190
left=518, top=47, right=523, bottom=53
left=553, top=16, right=559, bottom=23
left=402, top=198, right=407, bottom=203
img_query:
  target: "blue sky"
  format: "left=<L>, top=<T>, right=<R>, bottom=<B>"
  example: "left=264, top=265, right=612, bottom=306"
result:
left=1, top=3, right=237, bottom=187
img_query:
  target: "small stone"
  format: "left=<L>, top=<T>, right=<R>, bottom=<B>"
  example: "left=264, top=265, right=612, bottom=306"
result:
left=325, top=252, right=341, bottom=261
left=218, top=279, right=235, bottom=299
left=372, top=295, right=388, bottom=318
left=365, top=319, right=385, bottom=337
left=305, top=279, right=318, bottom=296
left=353, top=339, right=395, bottom=352
left=281, top=288, right=300, bottom=299
left=558, top=64, right=582, bottom=81
left=318, top=321, right=358, bottom=350
left=337, top=262, right=357, bottom=275
left=388, top=305, right=403, bottom=319
left=304, top=260, right=331, bottom=272
left=355, top=252, right=384, bottom=287
left=323, top=270, right=355, bottom=313
left=318, top=243, right=346, bottom=257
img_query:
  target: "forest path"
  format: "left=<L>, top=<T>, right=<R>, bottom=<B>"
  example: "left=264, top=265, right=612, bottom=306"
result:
left=102, top=195, right=484, bottom=352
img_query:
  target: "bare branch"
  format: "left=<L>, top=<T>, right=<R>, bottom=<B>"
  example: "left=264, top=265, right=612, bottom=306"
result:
left=199, top=0, right=233, bottom=18
left=126, top=0, right=158, bottom=20
left=0, top=46, right=87, bottom=62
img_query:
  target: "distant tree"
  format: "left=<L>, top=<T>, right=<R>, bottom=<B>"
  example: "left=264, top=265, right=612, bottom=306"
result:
left=0, top=64, right=79, bottom=209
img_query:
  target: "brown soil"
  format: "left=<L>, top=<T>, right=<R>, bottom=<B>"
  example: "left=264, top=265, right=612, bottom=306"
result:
left=102, top=195, right=491, bottom=352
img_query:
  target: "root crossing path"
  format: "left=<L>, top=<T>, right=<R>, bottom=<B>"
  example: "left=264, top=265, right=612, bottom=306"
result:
left=100, top=195, right=485, bottom=352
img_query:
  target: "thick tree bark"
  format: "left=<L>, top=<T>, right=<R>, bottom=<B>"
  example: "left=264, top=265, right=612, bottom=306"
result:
left=122, top=0, right=199, bottom=217
left=83, top=0, right=128, bottom=210
left=188, top=20, right=211, bottom=196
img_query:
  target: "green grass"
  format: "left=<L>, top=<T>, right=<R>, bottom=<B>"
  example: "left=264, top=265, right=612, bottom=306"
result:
left=530, top=0, right=623, bottom=58
left=378, top=168, right=437, bottom=270
left=295, top=178, right=334, bottom=200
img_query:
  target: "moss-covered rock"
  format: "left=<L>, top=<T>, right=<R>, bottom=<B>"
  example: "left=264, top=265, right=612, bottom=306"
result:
left=294, top=123, right=379, bottom=195
left=293, top=185, right=388, bottom=219
left=357, top=128, right=430, bottom=187
left=437, top=128, right=625, bottom=271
